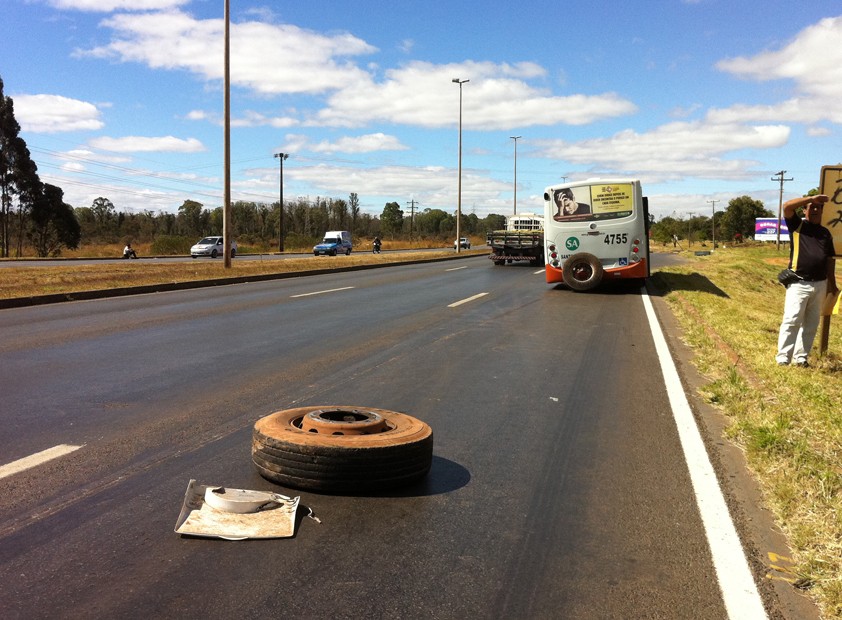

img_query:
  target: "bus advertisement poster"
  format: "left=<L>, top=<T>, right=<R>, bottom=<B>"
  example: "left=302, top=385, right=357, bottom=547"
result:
left=591, top=183, right=634, bottom=216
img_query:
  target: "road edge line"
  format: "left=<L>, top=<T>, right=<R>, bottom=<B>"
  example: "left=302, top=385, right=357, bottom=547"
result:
left=642, top=291, right=767, bottom=619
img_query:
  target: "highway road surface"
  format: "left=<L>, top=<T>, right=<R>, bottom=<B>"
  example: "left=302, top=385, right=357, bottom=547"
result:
left=0, top=256, right=810, bottom=619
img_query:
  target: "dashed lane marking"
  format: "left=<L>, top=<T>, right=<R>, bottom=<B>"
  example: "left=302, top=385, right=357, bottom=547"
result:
left=448, top=292, right=489, bottom=308
left=0, top=444, right=83, bottom=480
left=291, top=286, right=355, bottom=298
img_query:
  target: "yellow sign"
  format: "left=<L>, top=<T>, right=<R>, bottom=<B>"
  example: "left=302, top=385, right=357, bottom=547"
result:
left=819, top=165, right=842, bottom=257
left=590, top=183, right=633, bottom=215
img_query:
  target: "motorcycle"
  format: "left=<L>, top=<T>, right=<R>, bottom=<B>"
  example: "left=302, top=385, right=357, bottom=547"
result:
left=372, top=240, right=382, bottom=254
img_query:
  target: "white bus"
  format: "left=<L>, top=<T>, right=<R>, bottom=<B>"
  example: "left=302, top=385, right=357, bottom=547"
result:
left=543, top=179, right=650, bottom=291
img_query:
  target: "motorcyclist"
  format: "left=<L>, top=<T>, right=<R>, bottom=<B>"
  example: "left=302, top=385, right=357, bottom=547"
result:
left=123, top=243, right=138, bottom=259
left=373, top=236, right=382, bottom=254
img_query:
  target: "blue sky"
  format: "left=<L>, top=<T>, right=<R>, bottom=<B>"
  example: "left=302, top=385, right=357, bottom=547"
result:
left=2, top=0, right=841, bottom=221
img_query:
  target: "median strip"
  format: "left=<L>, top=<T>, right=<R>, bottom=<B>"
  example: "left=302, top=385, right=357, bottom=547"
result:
left=0, top=444, right=83, bottom=480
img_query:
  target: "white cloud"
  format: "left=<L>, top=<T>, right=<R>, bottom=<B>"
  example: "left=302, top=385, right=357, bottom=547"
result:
left=715, top=16, right=842, bottom=125
left=77, top=10, right=376, bottom=95
left=283, top=133, right=408, bottom=154
left=47, top=0, right=189, bottom=11
left=88, top=135, right=205, bottom=152
left=313, top=60, right=637, bottom=130
left=531, top=120, right=790, bottom=181
left=73, top=11, right=635, bottom=131
left=12, top=94, right=104, bottom=133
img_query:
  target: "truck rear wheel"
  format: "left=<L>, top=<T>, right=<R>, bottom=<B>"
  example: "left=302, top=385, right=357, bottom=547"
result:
left=252, top=406, right=433, bottom=493
left=562, top=253, right=604, bottom=291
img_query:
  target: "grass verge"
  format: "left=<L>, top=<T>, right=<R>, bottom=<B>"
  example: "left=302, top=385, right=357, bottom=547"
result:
left=652, top=244, right=841, bottom=618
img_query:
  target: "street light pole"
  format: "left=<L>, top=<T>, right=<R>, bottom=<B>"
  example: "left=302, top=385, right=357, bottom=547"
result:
left=222, top=0, right=232, bottom=269
left=452, top=78, right=469, bottom=253
left=510, top=136, right=521, bottom=216
left=274, top=152, right=289, bottom=252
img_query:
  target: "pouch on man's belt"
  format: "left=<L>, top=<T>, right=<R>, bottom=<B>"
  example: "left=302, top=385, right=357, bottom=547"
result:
left=777, top=269, right=802, bottom=287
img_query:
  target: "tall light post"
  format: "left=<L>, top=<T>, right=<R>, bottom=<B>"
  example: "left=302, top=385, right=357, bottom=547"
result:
left=510, top=136, right=521, bottom=216
left=222, top=0, right=232, bottom=268
left=274, top=152, right=289, bottom=252
left=452, top=78, right=469, bottom=253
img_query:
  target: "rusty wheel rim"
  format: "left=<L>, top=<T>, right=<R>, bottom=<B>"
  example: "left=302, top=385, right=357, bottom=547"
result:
left=298, top=407, right=391, bottom=435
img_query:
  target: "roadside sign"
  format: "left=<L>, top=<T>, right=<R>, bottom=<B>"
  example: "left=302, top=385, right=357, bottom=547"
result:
left=819, top=165, right=842, bottom=257
left=755, top=218, right=789, bottom=242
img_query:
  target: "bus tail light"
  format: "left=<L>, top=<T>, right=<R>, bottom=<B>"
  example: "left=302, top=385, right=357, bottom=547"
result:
left=630, top=238, right=642, bottom=263
left=548, top=244, right=560, bottom=266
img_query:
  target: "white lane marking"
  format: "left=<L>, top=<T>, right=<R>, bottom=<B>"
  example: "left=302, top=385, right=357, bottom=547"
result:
left=446, top=266, right=468, bottom=272
left=642, top=291, right=767, bottom=619
left=533, top=269, right=544, bottom=275
left=291, top=286, right=355, bottom=298
left=448, top=292, right=488, bottom=308
left=0, top=444, right=83, bottom=480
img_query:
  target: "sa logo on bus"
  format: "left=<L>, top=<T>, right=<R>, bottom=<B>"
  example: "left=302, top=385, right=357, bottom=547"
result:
left=565, top=237, right=580, bottom=251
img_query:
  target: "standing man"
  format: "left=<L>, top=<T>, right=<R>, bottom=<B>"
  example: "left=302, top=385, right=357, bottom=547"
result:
left=776, top=194, right=838, bottom=367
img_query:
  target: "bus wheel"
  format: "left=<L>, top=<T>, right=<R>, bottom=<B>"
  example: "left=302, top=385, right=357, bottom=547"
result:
left=562, top=253, right=603, bottom=291
left=252, top=406, right=433, bottom=493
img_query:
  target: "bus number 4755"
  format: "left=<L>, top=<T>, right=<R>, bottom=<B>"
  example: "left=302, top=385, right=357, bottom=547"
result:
left=604, top=233, right=628, bottom=245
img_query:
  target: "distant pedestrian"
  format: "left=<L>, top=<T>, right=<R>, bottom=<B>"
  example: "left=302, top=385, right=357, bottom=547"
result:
left=123, top=243, right=138, bottom=259
left=775, top=195, right=838, bottom=367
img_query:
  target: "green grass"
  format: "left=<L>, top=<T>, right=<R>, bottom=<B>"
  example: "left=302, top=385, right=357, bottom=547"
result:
left=652, top=244, right=842, bottom=617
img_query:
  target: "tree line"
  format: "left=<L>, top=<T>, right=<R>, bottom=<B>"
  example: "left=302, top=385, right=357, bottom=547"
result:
left=648, top=196, right=776, bottom=248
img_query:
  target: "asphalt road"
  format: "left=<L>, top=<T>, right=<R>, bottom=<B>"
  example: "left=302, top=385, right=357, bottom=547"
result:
left=0, top=256, right=783, bottom=618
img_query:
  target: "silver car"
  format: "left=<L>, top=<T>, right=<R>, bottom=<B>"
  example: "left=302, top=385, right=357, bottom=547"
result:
left=191, top=236, right=237, bottom=258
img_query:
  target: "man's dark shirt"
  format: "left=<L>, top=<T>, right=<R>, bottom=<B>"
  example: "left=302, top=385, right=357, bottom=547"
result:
left=785, top=214, right=836, bottom=280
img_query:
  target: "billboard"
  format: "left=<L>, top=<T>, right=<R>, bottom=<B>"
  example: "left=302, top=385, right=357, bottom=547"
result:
left=755, top=218, right=789, bottom=242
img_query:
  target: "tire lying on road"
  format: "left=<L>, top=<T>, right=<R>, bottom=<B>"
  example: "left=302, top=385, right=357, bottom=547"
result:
left=562, top=252, right=604, bottom=292
left=252, top=406, right=433, bottom=493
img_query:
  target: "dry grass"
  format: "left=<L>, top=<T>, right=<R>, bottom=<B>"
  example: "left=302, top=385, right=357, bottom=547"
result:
left=652, top=244, right=842, bottom=618
left=0, top=247, right=489, bottom=299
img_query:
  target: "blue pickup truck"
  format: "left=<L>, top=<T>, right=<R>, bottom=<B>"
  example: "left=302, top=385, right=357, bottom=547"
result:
left=314, top=230, right=353, bottom=256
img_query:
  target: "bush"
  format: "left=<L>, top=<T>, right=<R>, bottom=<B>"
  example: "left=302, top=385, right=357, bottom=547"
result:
left=151, top=235, right=194, bottom=255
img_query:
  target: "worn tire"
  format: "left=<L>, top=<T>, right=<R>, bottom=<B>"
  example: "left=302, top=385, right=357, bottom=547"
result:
left=252, top=406, right=433, bottom=493
left=562, top=253, right=603, bottom=291
left=211, top=249, right=218, bottom=258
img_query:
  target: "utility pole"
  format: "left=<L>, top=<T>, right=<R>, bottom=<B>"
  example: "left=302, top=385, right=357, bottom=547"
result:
left=687, top=212, right=694, bottom=248
left=707, top=199, right=719, bottom=249
left=772, top=170, right=793, bottom=251
left=406, top=199, right=418, bottom=241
